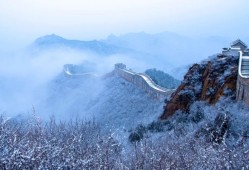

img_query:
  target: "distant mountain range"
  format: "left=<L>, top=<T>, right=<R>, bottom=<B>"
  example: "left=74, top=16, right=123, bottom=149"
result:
left=38, top=73, right=164, bottom=135
left=30, top=32, right=249, bottom=78
left=104, top=32, right=234, bottom=65
left=31, top=34, right=133, bottom=55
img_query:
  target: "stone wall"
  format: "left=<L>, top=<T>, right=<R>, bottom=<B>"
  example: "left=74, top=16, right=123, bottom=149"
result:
left=236, top=76, right=249, bottom=105
left=114, top=65, right=174, bottom=99
left=63, top=63, right=174, bottom=99
left=63, top=65, right=99, bottom=79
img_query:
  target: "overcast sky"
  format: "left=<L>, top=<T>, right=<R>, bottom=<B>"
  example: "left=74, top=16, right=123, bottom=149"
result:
left=0, top=0, right=249, bottom=50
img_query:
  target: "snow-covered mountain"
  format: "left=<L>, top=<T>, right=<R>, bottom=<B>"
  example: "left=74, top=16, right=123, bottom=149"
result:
left=38, top=70, right=164, bottom=133
left=104, top=32, right=234, bottom=66
left=30, top=32, right=239, bottom=75
left=30, top=34, right=174, bottom=73
left=2, top=34, right=249, bottom=168
left=31, top=34, right=132, bottom=55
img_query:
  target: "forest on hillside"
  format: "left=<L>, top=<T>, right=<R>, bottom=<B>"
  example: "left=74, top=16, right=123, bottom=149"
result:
left=1, top=99, right=249, bottom=169
left=145, top=69, right=180, bottom=89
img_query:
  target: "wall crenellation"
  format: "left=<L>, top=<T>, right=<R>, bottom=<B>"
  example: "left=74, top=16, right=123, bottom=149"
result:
left=114, top=63, right=174, bottom=99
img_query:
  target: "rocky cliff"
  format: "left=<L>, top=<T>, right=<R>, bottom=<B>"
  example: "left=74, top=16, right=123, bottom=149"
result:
left=161, top=54, right=239, bottom=119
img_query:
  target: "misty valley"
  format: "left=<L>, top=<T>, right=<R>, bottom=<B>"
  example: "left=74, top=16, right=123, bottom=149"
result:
left=1, top=33, right=249, bottom=169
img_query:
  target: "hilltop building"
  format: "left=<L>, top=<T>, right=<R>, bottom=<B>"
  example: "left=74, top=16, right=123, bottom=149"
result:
left=222, top=39, right=248, bottom=56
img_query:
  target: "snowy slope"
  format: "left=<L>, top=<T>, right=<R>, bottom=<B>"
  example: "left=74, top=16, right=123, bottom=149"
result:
left=39, top=72, right=165, bottom=132
left=86, top=76, right=164, bottom=130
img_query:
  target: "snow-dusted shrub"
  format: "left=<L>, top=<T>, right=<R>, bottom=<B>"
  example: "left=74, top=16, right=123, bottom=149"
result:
left=135, top=124, right=147, bottom=134
left=210, top=111, right=230, bottom=144
left=163, top=120, right=174, bottom=131
left=0, top=115, right=121, bottom=169
left=147, top=121, right=164, bottom=132
left=189, top=104, right=205, bottom=123
left=1, top=98, right=249, bottom=168
left=129, top=124, right=147, bottom=142
left=129, top=121, right=174, bottom=142
left=129, top=131, right=143, bottom=142
left=128, top=134, right=249, bottom=169
left=126, top=99, right=249, bottom=169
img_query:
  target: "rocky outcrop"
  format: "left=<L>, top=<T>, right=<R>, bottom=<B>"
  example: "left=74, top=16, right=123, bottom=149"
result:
left=161, top=54, right=238, bottom=119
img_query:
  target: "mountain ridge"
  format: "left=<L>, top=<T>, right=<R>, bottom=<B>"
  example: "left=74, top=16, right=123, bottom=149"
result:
left=31, top=34, right=133, bottom=55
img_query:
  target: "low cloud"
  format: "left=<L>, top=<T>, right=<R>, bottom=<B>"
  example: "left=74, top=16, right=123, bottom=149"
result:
left=0, top=46, right=151, bottom=118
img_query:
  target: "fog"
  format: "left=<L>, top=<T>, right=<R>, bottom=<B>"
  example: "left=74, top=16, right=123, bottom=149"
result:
left=0, top=0, right=248, bottom=118
left=0, top=43, right=155, bottom=118
left=0, top=32, right=248, bottom=118
left=0, top=50, right=79, bottom=115
left=1, top=0, right=249, bottom=50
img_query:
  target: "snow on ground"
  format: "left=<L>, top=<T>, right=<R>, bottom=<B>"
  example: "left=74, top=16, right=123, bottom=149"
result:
left=39, top=73, right=165, bottom=138
left=86, top=76, right=164, bottom=130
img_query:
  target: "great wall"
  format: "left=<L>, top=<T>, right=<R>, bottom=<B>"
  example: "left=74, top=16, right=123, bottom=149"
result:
left=63, top=39, right=249, bottom=105
left=113, top=63, right=174, bottom=99
left=63, top=63, right=175, bottom=99
left=236, top=50, right=249, bottom=105
left=222, top=39, right=249, bottom=106
left=63, top=64, right=101, bottom=78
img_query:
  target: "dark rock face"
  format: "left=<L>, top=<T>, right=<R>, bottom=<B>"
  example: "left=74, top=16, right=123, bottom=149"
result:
left=161, top=54, right=238, bottom=119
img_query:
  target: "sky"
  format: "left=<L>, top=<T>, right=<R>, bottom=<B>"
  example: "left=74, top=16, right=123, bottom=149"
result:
left=0, top=0, right=249, bottom=51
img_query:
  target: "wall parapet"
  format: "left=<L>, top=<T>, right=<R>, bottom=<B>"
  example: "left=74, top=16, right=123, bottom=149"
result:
left=63, top=64, right=100, bottom=78
left=63, top=63, right=174, bottom=99
left=221, top=39, right=249, bottom=106
left=114, top=63, right=174, bottom=99
left=237, top=51, right=249, bottom=105
left=236, top=76, right=249, bottom=105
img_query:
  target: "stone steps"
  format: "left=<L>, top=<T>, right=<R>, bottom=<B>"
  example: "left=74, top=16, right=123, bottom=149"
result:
left=241, top=57, right=249, bottom=77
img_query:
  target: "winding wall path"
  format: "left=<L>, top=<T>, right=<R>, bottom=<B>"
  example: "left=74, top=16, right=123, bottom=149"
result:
left=63, top=63, right=174, bottom=99
left=114, top=64, right=174, bottom=99
left=63, top=64, right=100, bottom=78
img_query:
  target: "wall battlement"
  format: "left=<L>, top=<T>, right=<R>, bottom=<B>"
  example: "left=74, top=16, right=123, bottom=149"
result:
left=114, top=63, right=174, bottom=99
left=236, top=76, right=249, bottom=105
left=237, top=52, right=249, bottom=105
left=63, top=63, right=174, bottom=99
left=63, top=64, right=100, bottom=78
